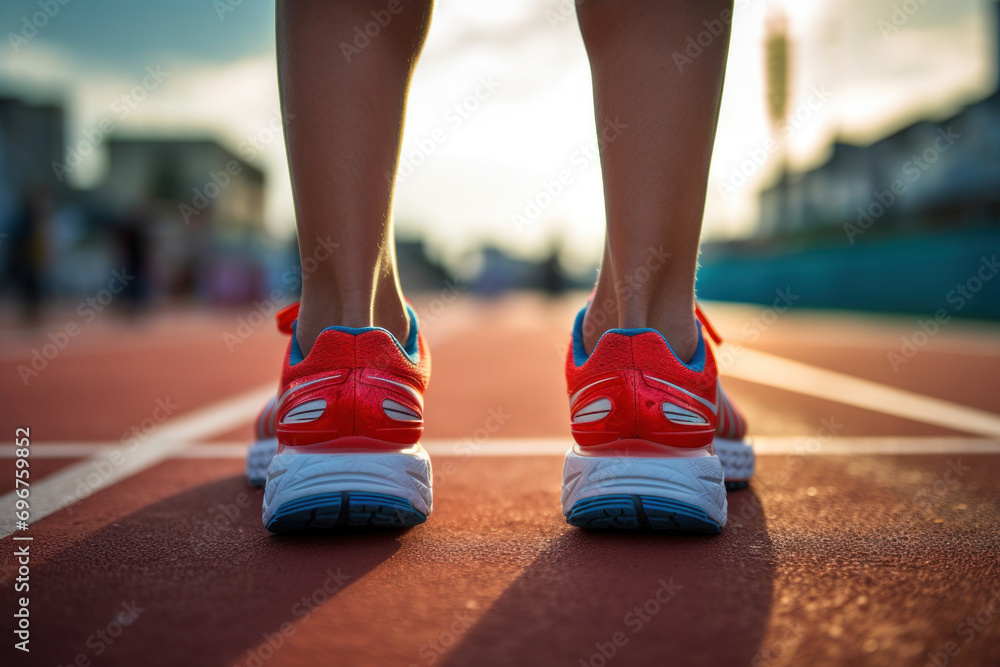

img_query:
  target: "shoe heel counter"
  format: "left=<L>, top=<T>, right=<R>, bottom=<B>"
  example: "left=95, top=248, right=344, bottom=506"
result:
left=570, top=331, right=720, bottom=450
left=276, top=327, right=426, bottom=449
left=276, top=366, right=425, bottom=449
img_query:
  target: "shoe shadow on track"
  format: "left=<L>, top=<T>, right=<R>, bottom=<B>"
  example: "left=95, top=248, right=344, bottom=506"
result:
left=16, top=474, right=405, bottom=667
left=441, top=489, right=774, bottom=667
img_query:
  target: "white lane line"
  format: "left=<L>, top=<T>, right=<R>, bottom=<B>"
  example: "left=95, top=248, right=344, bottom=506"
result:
left=3, top=437, right=999, bottom=459
left=723, top=347, right=1000, bottom=438
left=0, top=384, right=274, bottom=539
left=744, top=436, right=1000, bottom=455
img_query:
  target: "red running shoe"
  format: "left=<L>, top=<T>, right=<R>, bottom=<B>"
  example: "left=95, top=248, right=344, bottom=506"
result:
left=562, top=304, right=735, bottom=532
left=251, top=302, right=433, bottom=532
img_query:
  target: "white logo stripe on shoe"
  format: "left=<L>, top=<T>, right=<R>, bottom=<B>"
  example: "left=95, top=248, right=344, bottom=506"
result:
left=368, top=375, right=424, bottom=406
left=569, top=377, right=614, bottom=407
left=270, top=376, right=342, bottom=432
left=662, top=402, right=710, bottom=426
left=644, top=374, right=718, bottom=415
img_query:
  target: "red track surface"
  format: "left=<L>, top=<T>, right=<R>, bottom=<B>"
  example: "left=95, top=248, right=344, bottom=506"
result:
left=2, top=295, right=999, bottom=666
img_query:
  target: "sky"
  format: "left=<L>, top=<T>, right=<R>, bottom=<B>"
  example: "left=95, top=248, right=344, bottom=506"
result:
left=1, top=0, right=995, bottom=267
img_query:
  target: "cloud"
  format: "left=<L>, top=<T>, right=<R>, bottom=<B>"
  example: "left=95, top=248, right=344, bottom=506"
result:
left=1, top=0, right=993, bottom=254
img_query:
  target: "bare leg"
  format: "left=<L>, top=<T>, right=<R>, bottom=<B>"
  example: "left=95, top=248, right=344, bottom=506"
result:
left=577, top=0, right=732, bottom=361
left=277, top=0, right=433, bottom=354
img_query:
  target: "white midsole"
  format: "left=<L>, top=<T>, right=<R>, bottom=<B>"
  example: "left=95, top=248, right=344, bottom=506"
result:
left=714, top=437, right=755, bottom=482
left=246, top=437, right=279, bottom=487
left=561, top=448, right=728, bottom=527
left=261, top=446, right=433, bottom=526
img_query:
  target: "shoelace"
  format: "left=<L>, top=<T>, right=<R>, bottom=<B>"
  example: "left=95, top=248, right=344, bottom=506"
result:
left=695, top=303, right=723, bottom=347
left=276, top=302, right=300, bottom=335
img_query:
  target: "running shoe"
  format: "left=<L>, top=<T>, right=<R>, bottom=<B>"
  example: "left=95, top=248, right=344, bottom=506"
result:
left=696, top=305, right=755, bottom=490
left=252, top=302, right=432, bottom=532
left=561, top=305, right=729, bottom=532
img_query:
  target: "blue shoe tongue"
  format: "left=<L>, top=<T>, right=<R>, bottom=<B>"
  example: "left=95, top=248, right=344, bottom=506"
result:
left=288, top=322, right=306, bottom=366
left=289, top=304, right=420, bottom=367
left=570, top=305, right=706, bottom=372
left=401, top=304, right=420, bottom=360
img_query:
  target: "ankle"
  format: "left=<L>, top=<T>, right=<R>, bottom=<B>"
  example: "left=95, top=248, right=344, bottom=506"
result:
left=581, top=298, right=615, bottom=356
left=374, top=294, right=410, bottom=346
left=295, top=293, right=409, bottom=357
left=582, top=298, right=700, bottom=364
left=645, top=314, right=700, bottom=363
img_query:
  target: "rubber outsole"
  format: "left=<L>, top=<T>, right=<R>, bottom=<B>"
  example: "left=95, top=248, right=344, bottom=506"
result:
left=566, top=494, right=722, bottom=533
left=265, top=491, right=426, bottom=533
left=714, top=437, right=755, bottom=485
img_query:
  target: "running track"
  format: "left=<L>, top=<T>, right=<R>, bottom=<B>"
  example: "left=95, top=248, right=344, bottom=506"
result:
left=1, top=294, right=999, bottom=666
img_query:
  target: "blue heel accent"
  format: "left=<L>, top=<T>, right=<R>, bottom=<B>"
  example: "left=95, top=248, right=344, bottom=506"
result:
left=566, top=494, right=721, bottom=533
left=266, top=491, right=426, bottom=533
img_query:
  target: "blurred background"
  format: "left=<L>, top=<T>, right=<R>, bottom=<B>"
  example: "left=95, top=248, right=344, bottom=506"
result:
left=6, top=5, right=1000, bottom=663
left=0, top=0, right=998, bottom=321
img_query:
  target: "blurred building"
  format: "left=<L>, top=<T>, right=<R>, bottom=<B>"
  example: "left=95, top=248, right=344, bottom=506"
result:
left=0, top=96, right=67, bottom=203
left=758, top=99, right=1000, bottom=237
left=99, top=138, right=264, bottom=231
left=396, top=238, right=452, bottom=293
left=697, top=3, right=1000, bottom=319
left=95, top=138, right=268, bottom=304
left=759, top=3, right=1000, bottom=238
left=0, top=96, right=69, bottom=318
